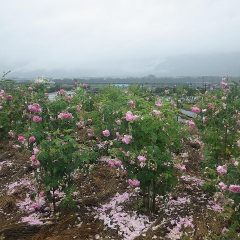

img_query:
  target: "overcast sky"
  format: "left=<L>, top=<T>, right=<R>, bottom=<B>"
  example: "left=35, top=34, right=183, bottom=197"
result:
left=1, top=0, right=240, bottom=77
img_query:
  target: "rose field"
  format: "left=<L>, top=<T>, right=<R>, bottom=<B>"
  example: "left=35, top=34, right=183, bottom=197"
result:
left=0, top=79, right=239, bottom=240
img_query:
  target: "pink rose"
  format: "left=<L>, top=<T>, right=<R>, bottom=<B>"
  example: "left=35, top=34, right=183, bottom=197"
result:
left=216, top=165, right=227, bottom=175
left=218, top=182, right=228, bottom=191
left=32, top=116, right=42, bottom=122
left=28, top=103, right=42, bottom=113
left=58, top=89, right=66, bottom=95
left=174, top=163, right=186, bottom=171
left=107, top=159, right=122, bottom=168
left=128, top=179, right=140, bottom=187
left=18, top=135, right=25, bottom=142
left=137, top=155, right=147, bottom=163
left=229, top=185, right=240, bottom=193
left=114, top=160, right=122, bottom=167
left=33, top=160, right=40, bottom=167
left=33, top=147, right=40, bottom=155
left=39, top=191, right=45, bottom=197
left=29, top=136, right=36, bottom=143
left=220, top=79, right=228, bottom=89
left=102, top=129, right=110, bottom=137
left=58, top=112, right=73, bottom=120
left=155, top=100, right=162, bottom=107
left=30, top=155, right=40, bottom=167
left=6, top=95, right=13, bottom=101
left=125, top=111, right=138, bottom=122
left=191, top=106, right=201, bottom=114
left=0, top=89, right=5, bottom=97
left=186, top=120, right=196, bottom=128
left=122, top=135, right=132, bottom=144
left=30, top=155, right=36, bottom=162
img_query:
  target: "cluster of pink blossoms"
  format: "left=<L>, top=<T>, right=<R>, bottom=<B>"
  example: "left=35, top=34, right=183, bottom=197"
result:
left=65, top=95, right=73, bottom=102
left=30, top=155, right=40, bottom=167
left=29, top=135, right=36, bottom=143
left=137, top=155, right=146, bottom=163
left=28, top=103, right=42, bottom=123
left=229, top=185, right=240, bottom=193
left=216, top=165, right=227, bottom=175
left=218, top=182, right=228, bottom=191
left=191, top=106, right=201, bottom=114
left=0, top=89, right=5, bottom=99
left=58, top=111, right=73, bottom=120
left=57, top=88, right=66, bottom=95
left=31, top=143, right=40, bottom=167
left=17, top=135, right=40, bottom=166
left=17, top=135, right=33, bottom=146
left=0, top=89, right=12, bottom=101
left=5, top=95, right=13, bottom=101
left=186, top=120, right=196, bottom=128
left=18, top=135, right=26, bottom=142
left=107, top=159, right=123, bottom=168
left=220, top=78, right=228, bottom=89
left=128, top=179, right=140, bottom=187
left=102, top=129, right=110, bottom=137
left=155, top=100, right=163, bottom=107
left=174, top=163, right=186, bottom=171
left=28, top=103, right=42, bottom=113
left=122, top=134, right=132, bottom=144
left=218, top=182, right=240, bottom=193
left=32, top=115, right=42, bottom=122
left=125, top=111, right=138, bottom=122
left=137, top=155, right=147, bottom=168
left=217, top=164, right=240, bottom=193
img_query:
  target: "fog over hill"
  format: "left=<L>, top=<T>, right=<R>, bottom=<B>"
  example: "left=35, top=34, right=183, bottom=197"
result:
left=153, top=52, right=240, bottom=77
left=1, top=0, right=240, bottom=78
left=3, top=52, right=240, bottom=79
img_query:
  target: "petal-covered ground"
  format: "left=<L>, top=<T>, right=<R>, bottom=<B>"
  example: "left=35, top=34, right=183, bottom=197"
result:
left=0, top=137, right=238, bottom=240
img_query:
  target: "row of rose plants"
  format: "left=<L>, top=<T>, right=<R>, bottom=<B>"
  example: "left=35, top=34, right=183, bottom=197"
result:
left=189, top=79, right=240, bottom=234
left=88, top=86, right=187, bottom=212
left=0, top=81, right=98, bottom=212
left=1, top=81, right=189, bottom=215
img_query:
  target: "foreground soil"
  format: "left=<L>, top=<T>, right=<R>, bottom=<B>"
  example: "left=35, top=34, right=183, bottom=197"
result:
left=0, top=139, right=238, bottom=240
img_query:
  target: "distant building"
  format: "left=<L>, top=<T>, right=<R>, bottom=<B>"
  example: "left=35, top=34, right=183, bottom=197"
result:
left=34, top=76, right=55, bottom=87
